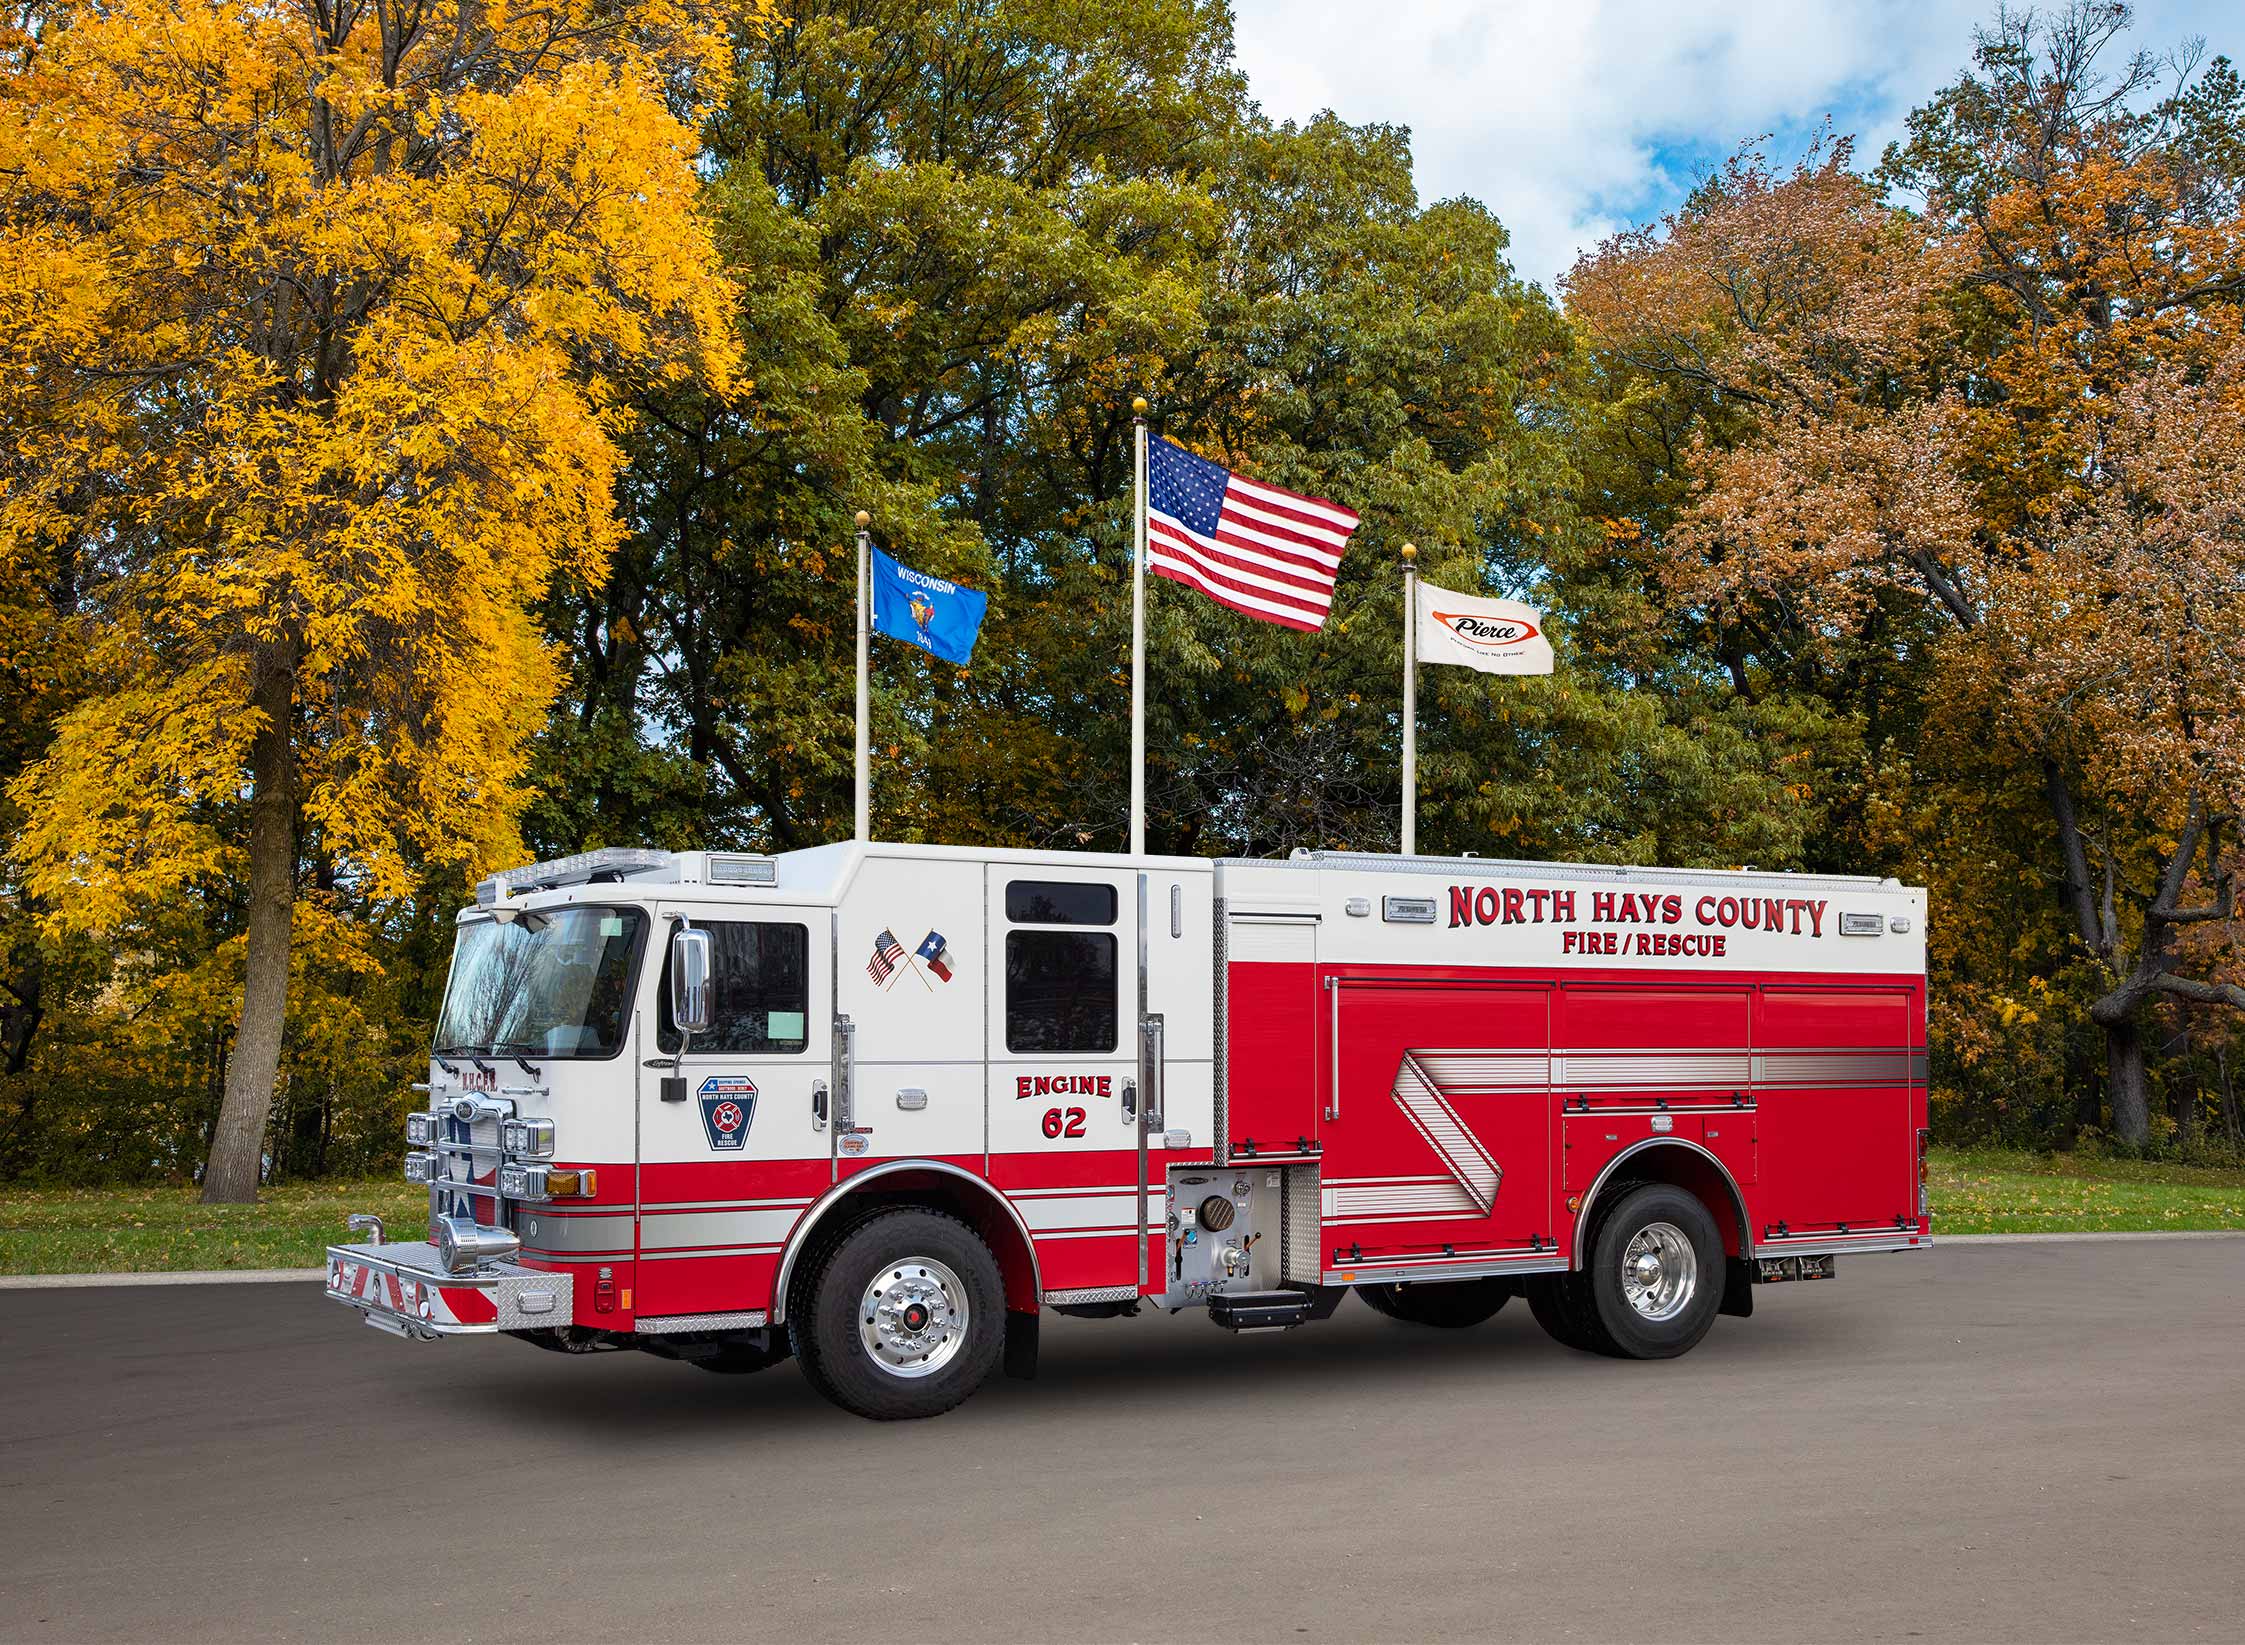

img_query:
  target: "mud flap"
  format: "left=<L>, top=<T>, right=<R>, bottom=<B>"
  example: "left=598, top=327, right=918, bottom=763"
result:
left=1721, top=1256, right=1755, bottom=1318
left=1004, top=1308, right=1039, bottom=1380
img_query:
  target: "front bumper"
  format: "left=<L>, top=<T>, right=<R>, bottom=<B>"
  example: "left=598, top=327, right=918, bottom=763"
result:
left=325, top=1240, right=576, bottom=1340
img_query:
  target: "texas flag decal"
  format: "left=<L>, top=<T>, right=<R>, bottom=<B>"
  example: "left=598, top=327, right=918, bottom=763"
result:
left=916, top=930, right=955, bottom=982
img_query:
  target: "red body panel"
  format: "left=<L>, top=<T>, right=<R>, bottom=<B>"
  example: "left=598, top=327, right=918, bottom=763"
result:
left=1230, top=959, right=1927, bottom=1280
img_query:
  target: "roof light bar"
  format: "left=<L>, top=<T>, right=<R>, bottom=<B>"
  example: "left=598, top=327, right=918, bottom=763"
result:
left=476, top=847, right=674, bottom=906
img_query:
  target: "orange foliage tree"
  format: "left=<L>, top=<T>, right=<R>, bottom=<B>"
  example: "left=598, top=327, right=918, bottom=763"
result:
left=1568, top=7, right=2245, bottom=1143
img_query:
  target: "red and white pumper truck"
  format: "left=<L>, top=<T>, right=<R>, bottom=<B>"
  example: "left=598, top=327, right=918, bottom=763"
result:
left=328, top=841, right=1929, bottom=1419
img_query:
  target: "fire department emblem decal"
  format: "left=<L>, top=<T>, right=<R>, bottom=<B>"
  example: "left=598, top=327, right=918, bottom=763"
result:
left=697, top=1075, right=758, bottom=1151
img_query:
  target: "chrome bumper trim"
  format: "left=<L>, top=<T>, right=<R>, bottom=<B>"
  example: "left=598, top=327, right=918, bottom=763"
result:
left=324, top=1239, right=576, bottom=1337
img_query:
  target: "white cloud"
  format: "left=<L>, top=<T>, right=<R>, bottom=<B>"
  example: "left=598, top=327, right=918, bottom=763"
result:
left=1230, top=0, right=2234, bottom=291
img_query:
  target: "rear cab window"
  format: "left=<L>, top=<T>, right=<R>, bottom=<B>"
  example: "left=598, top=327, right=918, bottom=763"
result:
left=1004, top=879, right=1118, bottom=1053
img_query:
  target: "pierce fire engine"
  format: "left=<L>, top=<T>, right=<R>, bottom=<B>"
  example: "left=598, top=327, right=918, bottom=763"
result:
left=327, top=841, right=1930, bottom=1420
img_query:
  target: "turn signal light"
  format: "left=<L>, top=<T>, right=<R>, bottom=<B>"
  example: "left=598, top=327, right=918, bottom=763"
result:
left=403, top=1150, right=436, bottom=1185
left=498, top=1163, right=598, bottom=1201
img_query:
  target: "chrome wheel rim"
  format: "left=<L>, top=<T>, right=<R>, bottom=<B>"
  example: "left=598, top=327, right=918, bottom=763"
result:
left=1620, top=1222, right=1697, bottom=1322
left=858, top=1256, right=970, bottom=1379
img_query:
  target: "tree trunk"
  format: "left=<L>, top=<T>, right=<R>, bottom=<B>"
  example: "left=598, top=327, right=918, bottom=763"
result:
left=2219, top=1049, right=2242, bottom=1149
left=2104, top=1015, right=2149, bottom=1148
left=200, top=648, right=297, bottom=1204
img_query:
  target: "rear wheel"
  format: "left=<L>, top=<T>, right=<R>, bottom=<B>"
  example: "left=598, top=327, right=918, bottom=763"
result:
left=790, top=1208, right=1004, bottom=1420
left=1582, top=1184, right=1724, bottom=1359
left=1355, top=1277, right=1513, bottom=1328
left=1525, top=1273, right=1607, bottom=1353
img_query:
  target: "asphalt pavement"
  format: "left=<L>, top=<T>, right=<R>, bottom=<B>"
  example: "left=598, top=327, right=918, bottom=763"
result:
left=3, top=1237, right=2242, bottom=1642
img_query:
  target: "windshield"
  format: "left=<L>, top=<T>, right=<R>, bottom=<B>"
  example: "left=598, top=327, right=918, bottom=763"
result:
left=432, top=907, right=646, bottom=1060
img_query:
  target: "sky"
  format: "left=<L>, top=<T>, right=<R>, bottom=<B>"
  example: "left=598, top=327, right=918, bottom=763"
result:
left=1230, top=0, right=2235, bottom=292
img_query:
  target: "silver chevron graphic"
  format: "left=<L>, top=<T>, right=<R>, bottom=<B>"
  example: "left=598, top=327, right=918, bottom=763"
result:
left=1390, top=1053, right=1505, bottom=1214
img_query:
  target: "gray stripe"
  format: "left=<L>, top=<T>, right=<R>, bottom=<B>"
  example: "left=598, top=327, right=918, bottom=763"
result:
left=517, top=1211, right=635, bottom=1253
left=638, top=1207, right=800, bottom=1248
left=1393, top=1047, right=1926, bottom=1093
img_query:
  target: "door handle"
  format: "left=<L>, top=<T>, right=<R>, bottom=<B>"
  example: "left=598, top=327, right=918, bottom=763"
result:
left=1325, top=977, right=1340, bottom=1121
left=1121, top=1078, right=1137, bottom=1123
left=1137, top=1014, right=1164, bottom=1132
left=812, top=1079, right=828, bottom=1132
left=831, top=1016, right=856, bottom=1133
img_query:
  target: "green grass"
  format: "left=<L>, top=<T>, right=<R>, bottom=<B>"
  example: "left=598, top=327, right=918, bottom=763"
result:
left=0, top=1179, right=429, bottom=1275
left=1929, top=1146, right=2245, bottom=1234
left=1, top=1150, right=2240, bottom=1274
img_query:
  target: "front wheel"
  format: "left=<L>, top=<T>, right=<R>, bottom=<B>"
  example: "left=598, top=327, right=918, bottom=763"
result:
left=791, top=1208, right=1004, bottom=1420
left=1582, top=1183, right=1724, bottom=1359
left=1356, top=1276, right=1513, bottom=1328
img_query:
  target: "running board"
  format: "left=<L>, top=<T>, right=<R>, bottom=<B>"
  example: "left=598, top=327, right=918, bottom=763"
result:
left=1207, top=1289, right=1317, bottom=1332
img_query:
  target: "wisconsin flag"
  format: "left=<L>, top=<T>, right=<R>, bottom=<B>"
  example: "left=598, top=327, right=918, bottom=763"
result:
left=1415, top=581, right=1554, bottom=675
left=870, top=545, right=988, bottom=666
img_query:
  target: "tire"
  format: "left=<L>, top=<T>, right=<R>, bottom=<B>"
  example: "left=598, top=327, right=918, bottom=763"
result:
left=1524, top=1274, right=1609, bottom=1354
left=1355, top=1277, right=1513, bottom=1328
left=687, top=1336, right=793, bottom=1375
left=1581, top=1183, right=1724, bottom=1360
left=789, top=1207, right=1004, bottom=1421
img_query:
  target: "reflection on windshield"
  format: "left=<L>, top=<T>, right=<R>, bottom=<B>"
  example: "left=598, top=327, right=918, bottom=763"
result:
left=432, top=907, right=645, bottom=1060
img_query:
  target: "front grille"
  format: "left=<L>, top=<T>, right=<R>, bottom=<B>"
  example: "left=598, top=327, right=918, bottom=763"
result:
left=421, top=1095, right=519, bottom=1231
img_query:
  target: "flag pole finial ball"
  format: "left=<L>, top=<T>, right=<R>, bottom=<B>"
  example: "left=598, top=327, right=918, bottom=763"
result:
left=854, top=510, right=870, bottom=530
left=1132, top=396, right=1148, bottom=415
left=1401, top=541, right=1416, bottom=562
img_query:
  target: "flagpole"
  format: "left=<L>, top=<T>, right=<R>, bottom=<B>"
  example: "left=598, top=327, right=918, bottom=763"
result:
left=1130, top=396, right=1148, bottom=857
left=1401, top=541, right=1417, bottom=856
left=855, top=509, right=871, bottom=843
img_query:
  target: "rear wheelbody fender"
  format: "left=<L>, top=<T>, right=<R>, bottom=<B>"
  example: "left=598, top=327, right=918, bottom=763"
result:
left=1571, top=1138, right=1753, bottom=1269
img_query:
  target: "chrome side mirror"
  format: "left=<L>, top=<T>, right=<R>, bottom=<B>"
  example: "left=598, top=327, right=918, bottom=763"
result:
left=670, top=926, right=714, bottom=1036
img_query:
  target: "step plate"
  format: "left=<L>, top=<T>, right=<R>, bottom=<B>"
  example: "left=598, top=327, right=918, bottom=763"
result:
left=1206, top=1289, right=1315, bottom=1332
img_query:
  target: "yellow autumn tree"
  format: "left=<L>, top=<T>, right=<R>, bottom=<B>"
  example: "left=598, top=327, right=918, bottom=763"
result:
left=0, top=0, right=764, bottom=1199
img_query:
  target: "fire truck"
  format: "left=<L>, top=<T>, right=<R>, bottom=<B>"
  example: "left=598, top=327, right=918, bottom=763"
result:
left=327, top=841, right=1930, bottom=1420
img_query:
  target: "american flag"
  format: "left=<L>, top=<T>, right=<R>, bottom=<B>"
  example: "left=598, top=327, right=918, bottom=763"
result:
left=1147, top=435, right=1360, bottom=632
left=867, top=928, right=906, bottom=984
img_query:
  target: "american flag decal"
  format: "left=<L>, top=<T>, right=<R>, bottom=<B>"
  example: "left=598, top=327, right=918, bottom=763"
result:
left=867, top=928, right=907, bottom=984
left=1146, top=435, right=1360, bottom=632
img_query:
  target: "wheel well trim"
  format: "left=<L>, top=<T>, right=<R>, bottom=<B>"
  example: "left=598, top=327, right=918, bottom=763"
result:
left=1571, top=1137, right=1754, bottom=1269
left=770, top=1160, right=1043, bottom=1324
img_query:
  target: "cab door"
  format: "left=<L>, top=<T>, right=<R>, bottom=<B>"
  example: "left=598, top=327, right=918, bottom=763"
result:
left=985, top=866, right=1144, bottom=1292
left=634, top=906, right=833, bottom=1320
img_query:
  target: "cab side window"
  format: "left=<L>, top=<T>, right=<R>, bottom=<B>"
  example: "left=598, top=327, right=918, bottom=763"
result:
left=658, top=921, right=810, bottom=1054
left=1005, top=880, right=1117, bottom=1053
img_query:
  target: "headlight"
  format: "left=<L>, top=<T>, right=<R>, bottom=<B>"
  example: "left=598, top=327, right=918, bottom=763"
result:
left=499, top=1117, right=555, bottom=1159
left=498, top=1162, right=552, bottom=1202
left=405, top=1112, right=435, bottom=1146
left=403, top=1150, right=436, bottom=1185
